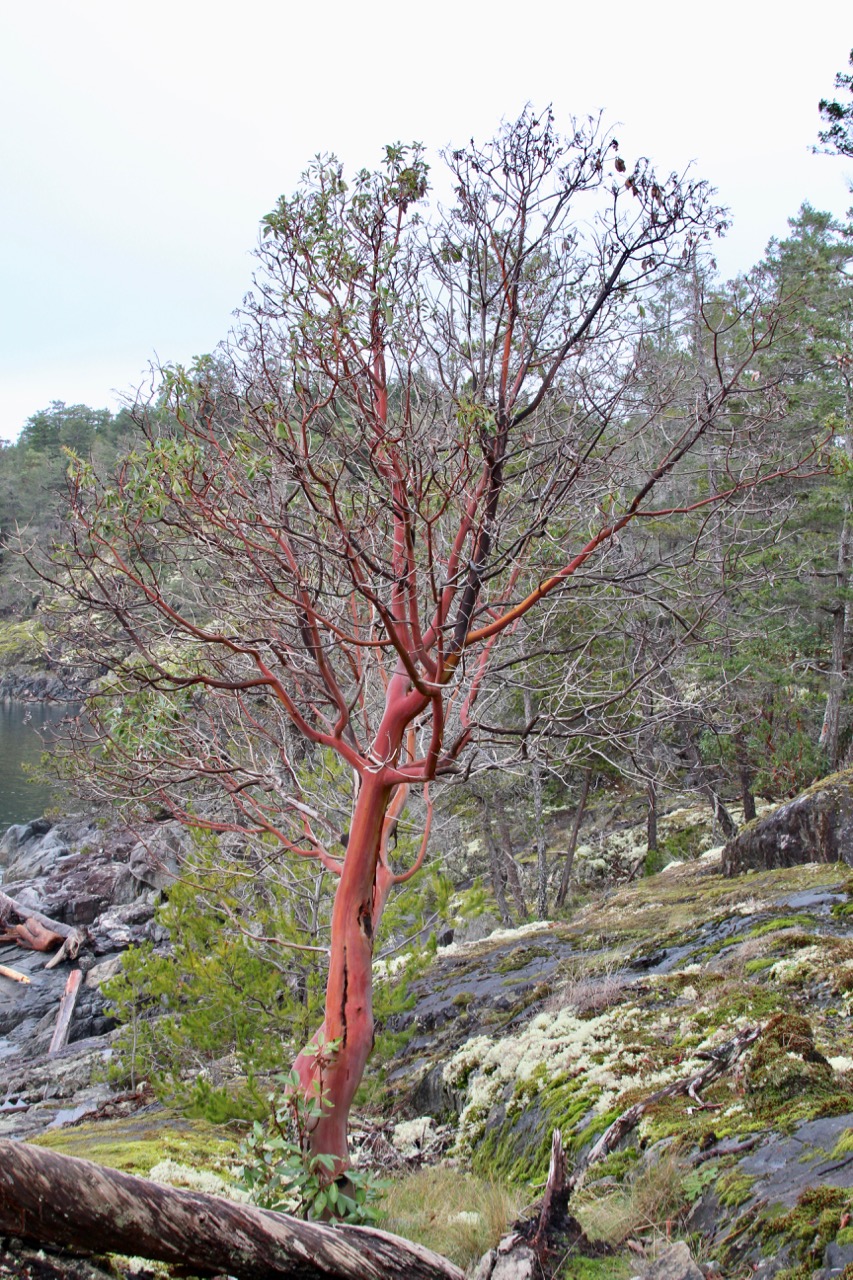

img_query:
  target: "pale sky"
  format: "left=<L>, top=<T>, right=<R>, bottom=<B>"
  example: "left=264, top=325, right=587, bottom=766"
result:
left=1, top=0, right=851, bottom=442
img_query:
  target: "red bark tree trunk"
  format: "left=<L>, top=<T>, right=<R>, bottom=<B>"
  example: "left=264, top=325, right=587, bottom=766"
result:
left=298, top=773, right=391, bottom=1168
left=293, top=674, right=426, bottom=1171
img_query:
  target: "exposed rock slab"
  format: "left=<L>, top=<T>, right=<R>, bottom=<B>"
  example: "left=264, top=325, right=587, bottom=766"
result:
left=722, top=769, right=853, bottom=874
left=642, top=1242, right=704, bottom=1280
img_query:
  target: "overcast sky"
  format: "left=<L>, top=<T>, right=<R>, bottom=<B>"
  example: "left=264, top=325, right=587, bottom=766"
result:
left=1, top=0, right=851, bottom=441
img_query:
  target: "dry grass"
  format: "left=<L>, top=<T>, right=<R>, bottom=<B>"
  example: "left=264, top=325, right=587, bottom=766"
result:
left=549, top=953, right=632, bottom=1016
left=576, top=1149, right=689, bottom=1248
left=377, top=1165, right=523, bottom=1270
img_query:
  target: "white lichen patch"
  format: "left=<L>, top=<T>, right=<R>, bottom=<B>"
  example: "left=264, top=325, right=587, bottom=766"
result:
left=148, top=1158, right=250, bottom=1201
left=732, top=896, right=772, bottom=916
left=373, top=952, right=414, bottom=980
left=436, top=919, right=552, bottom=959
left=443, top=1001, right=705, bottom=1155
left=768, top=946, right=825, bottom=984
left=391, top=1115, right=439, bottom=1155
left=449, top=1210, right=482, bottom=1226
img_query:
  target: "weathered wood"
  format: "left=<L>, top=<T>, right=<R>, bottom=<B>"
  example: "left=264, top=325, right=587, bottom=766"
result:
left=473, top=1130, right=594, bottom=1280
left=49, top=968, right=83, bottom=1054
left=533, top=1129, right=566, bottom=1252
left=0, top=1139, right=465, bottom=1280
left=0, top=890, right=86, bottom=958
left=0, top=917, right=64, bottom=951
left=44, top=934, right=82, bottom=969
left=0, top=963, right=31, bottom=985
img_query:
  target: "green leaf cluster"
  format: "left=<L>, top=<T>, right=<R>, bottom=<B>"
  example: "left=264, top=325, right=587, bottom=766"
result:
left=237, top=1061, right=383, bottom=1223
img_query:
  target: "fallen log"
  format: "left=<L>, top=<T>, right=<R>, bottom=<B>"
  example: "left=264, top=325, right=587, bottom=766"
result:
left=0, top=917, right=64, bottom=952
left=0, top=890, right=86, bottom=964
left=0, top=1139, right=465, bottom=1280
left=49, top=968, right=83, bottom=1054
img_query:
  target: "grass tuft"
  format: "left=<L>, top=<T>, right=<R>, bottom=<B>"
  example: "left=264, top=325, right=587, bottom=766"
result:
left=377, top=1165, right=523, bottom=1269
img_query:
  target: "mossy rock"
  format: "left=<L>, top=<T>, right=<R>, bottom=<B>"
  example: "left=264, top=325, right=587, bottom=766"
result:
left=30, top=1110, right=241, bottom=1175
left=722, top=769, right=853, bottom=874
left=745, top=1013, right=833, bottom=1102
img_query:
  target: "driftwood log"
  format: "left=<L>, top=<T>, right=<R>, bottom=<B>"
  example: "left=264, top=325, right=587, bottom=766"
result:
left=49, top=968, right=83, bottom=1054
left=0, top=963, right=31, bottom=984
left=0, top=916, right=64, bottom=951
left=0, top=1139, right=464, bottom=1280
left=0, top=890, right=87, bottom=968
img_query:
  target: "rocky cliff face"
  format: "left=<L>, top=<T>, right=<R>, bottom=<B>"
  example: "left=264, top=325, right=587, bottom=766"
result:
left=378, top=846, right=853, bottom=1277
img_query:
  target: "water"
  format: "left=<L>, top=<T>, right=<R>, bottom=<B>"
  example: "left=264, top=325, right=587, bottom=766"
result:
left=0, top=700, right=69, bottom=830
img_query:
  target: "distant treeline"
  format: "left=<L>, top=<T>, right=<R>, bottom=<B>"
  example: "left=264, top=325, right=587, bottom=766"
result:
left=0, top=402, right=144, bottom=616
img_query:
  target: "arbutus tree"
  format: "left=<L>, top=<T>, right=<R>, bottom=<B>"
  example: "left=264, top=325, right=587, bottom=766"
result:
left=46, top=108, right=820, bottom=1179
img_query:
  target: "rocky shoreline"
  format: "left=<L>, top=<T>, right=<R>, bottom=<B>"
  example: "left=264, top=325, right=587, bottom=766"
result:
left=0, top=671, right=79, bottom=702
left=0, top=815, right=182, bottom=1139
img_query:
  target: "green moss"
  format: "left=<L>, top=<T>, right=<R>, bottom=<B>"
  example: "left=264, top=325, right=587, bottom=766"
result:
left=694, top=982, right=784, bottom=1029
left=588, top=1147, right=641, bottom=1182
left=746, top=1012, right=832, bottom=1104
left=744, top=957, right=776, bottom=976
left=559, top=1256, right=633, bottom=1280
left=765, top=1185, right=853, bottom=1274
left=473, top=1071, right=609, bottom=1186
left=0, top=618, right=46, bottom=663
left=31, top=1112, right=241, bottom=1175
left=716, top=1169, right=756, bottom=1208
left=747, top=915, right=814, bottom=938
left=832, top=1128, right=853, bottom=1158
left=496, top=945, right=551, bottom=974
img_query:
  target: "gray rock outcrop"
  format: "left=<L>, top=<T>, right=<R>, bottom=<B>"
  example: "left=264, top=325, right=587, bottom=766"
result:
left=722, top=770, right=853, bottom=874
left=0, top=812, right=183, bottom=1134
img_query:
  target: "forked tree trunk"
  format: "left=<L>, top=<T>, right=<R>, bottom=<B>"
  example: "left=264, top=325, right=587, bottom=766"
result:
left=291, top=679, right=429, bottom=1175
left=0, top=1139, right=464, bottom=1280
left=292, top=772, right=391, bottom=1170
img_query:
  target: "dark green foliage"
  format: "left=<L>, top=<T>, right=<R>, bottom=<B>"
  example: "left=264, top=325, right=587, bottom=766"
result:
left=102, top=847, right=328, bottom=1118
left=0, top=401, right=143, bottom=617
left=818, top=49, right=853, bottom=159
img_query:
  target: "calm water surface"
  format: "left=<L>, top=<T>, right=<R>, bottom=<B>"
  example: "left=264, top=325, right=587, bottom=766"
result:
left=0, top=701, right=70, bottom=830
